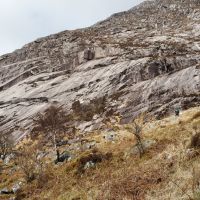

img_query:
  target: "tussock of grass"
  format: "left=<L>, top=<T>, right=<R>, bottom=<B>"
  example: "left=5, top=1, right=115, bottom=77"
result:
left=191, top=111, right=200, bottom=121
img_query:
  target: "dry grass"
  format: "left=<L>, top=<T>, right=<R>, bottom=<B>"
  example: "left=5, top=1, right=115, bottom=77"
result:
left=1, top=106, right=200, bottom=200
left=190, top=111, right=200, bottom=121
left=96, top=161, right=167, bottom=200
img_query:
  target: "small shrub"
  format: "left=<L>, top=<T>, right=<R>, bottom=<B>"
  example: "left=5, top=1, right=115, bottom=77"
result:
left=76, top=150, right=112, bottom=174
left=110, top=91, right=126, bottom=101
left=15, top=189, right=26, bottom=200
left=15, top=146, right=45, bottom=183
left=190, top=133, right=200, bottom=149
left=72, top=97, right=107, bottom=121
left=189, top=125, right=200, bottom=149
left=35, top=165, right=55, bottom=189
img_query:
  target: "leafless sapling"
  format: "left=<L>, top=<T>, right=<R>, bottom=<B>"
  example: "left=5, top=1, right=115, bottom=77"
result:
left=32, top=105, right=69, bottom=162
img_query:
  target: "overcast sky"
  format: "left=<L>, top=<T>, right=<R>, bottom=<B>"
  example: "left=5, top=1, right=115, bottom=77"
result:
left=0, top=0, right=144, bottom=56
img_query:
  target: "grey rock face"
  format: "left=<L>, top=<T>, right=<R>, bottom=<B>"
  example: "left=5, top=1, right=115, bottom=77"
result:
left=0, top=0, right=200, bottom=140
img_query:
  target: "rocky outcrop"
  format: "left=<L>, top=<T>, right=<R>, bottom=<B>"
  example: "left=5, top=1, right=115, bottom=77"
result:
left=0, top=0, right=200, bottom=140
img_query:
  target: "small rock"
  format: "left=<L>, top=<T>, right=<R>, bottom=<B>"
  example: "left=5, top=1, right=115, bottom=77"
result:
left=103, top=131, right=117, bottom=142
left=12, top=182, right=22, bottom=193
left=37, top=152, right=48, bottom=160
left=57, top=140, right=69, bottom=147
left=82, top=141, right=97, bottom=150
left=186, top=148, right=199, bottom=160
left=84, top=161, right=96, bottom=169
left=4, top=153, right=15, bottom=165
left=55, top=151, right=73, bottom=164
left=0, top=188, right=14, bottom=195
left=68, top=138, right=80, bottom=145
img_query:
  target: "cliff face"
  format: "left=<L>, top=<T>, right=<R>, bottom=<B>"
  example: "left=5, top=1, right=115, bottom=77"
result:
left=0, top=0, right=200, bottom=140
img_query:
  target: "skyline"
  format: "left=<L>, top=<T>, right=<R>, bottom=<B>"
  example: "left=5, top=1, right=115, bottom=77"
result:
left=0, top=0, right=143, bottom=56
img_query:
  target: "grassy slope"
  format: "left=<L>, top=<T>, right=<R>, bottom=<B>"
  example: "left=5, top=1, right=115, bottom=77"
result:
left=1, top=107, right=200, bottom=200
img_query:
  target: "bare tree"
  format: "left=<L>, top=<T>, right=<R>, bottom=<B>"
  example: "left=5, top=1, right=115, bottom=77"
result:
left=132, top=119, right=144, bottom=157
left=132, top=113, right=152, bottom=158
left=126, top=113, right=151, bottom=158
left=15, top=146, right=44, bottom=183
left=0, top=133, right=13, bottom=161
left=32, top=105, right=69, bottom=162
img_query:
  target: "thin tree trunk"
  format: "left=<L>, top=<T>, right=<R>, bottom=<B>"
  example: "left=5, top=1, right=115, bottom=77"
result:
left=53, top=133, right=60, bottom=162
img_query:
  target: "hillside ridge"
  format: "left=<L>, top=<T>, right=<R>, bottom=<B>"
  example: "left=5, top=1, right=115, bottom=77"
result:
left=0, top=0, right=199, bottom=140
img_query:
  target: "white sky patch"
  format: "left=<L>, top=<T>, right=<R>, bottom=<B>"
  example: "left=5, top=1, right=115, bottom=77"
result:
left=0, top=0, right=144, bottom=55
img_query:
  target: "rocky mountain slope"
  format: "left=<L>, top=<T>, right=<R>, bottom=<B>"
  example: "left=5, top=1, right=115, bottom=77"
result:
left=0, top=0, right=200, bottom=140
